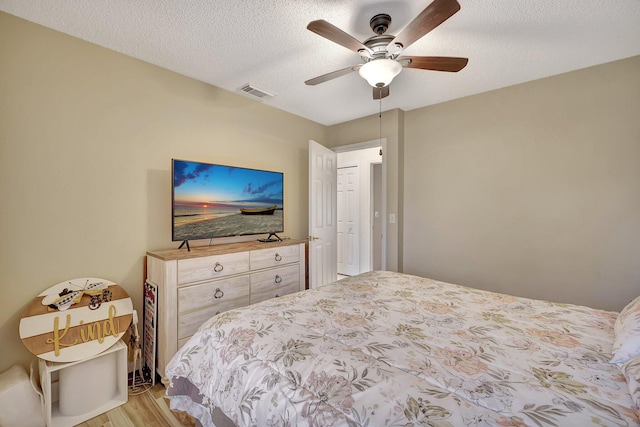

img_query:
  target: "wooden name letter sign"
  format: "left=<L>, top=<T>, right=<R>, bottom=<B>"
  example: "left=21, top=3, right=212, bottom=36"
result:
left=20, top=278, right=133, bottom=363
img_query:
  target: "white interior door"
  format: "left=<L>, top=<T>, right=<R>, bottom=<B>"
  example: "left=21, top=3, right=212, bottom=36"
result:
left=308, top=140, right=337, bottom=289
left=337, top=166, right=360, bottom=276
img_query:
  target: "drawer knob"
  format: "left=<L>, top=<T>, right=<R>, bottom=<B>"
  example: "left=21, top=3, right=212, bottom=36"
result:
left=275, top=275, right=283, bottom=284
left=274, top=253, right=282, bottom=262
left=213, top=262, right=224, bottom=273
left=215, top=311, right=221, bottom=316
left=214, top=288, right=224, bottom=299
left=275, top=294, right=280, bottom=298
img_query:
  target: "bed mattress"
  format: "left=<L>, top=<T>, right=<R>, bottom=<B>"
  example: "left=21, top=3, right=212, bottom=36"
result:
left=166, top=271, right=639, bottom=426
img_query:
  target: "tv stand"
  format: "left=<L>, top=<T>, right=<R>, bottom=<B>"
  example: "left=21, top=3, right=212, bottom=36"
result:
left=146, top=239, right=306, bottom=382
left=178, top=240, right=191, bottom=252
left=258, top=232, right=282, bottom=243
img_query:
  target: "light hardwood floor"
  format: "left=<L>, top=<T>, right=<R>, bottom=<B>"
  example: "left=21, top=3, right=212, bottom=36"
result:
left=76, top=383, right=196, bottom=427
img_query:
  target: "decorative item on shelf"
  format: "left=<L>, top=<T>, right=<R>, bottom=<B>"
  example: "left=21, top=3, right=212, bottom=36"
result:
left=41, top=279, right=107, bottom=311
left=19, top=278, right=133, bottom=363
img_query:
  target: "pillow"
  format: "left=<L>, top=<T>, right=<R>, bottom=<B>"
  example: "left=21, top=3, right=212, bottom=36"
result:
left=621, top=355, right=640, bottom=408
left=611, top=296, right=640, bottom=364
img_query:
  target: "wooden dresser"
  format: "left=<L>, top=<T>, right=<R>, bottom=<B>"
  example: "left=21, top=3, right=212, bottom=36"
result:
left=146, top=239, right=306, bottom=381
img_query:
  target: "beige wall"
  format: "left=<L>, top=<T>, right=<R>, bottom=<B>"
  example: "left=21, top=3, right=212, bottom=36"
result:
left=404, top=56, right=640, bottom=312
left=0, top=12, right=325, bottom=372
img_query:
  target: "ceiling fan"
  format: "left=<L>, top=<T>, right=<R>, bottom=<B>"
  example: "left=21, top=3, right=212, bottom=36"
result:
left=305, top=0, right=468, bottom=99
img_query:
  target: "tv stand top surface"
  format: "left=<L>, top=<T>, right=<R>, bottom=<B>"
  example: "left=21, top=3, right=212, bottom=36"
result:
left=147, top=238, right=305, bottom=261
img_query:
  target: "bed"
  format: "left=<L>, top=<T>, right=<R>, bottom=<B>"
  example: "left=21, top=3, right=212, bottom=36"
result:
left=165, top=271, right=640, bottom=426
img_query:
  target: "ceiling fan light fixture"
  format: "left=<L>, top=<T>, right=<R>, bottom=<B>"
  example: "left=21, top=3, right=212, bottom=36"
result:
left=359, top=59, right=402, bottom=88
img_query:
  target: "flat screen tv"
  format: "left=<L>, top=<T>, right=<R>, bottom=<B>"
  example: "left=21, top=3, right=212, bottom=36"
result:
left=172, top=159, right=284, bottom=244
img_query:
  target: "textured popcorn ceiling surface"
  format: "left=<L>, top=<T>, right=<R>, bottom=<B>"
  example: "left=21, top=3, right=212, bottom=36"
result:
left=1, top=0, right=639, bottom=125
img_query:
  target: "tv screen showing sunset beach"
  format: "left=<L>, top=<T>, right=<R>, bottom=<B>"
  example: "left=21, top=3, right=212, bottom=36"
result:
left=172, top=159, right=284, bottom=241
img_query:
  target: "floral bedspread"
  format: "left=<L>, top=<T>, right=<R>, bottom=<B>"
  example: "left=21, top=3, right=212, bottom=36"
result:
left=166, top=271, right=639, bottom=426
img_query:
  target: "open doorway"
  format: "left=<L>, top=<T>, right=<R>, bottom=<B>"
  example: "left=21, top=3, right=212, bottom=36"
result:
left=309, top=139, right=386, bottom=288
left=336, top=141, right=385, bottom=278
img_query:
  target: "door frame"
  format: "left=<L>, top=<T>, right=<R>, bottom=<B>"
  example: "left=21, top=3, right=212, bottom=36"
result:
left=334, top=138, right=387, bottom=271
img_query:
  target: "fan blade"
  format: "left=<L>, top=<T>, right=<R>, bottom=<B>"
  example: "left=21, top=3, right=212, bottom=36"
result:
left=308, top=20, right=371, bottom=54
left=305, top=65, right=362, bottom=86
left=399, top=56, right=468, bottom=72
left=373, top=86, right=390, bottom=100
left=388, top=0, right=461, bottom=51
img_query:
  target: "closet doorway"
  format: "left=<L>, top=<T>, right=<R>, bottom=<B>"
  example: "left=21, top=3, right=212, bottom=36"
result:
left=336, top=142, right=385, bottom=277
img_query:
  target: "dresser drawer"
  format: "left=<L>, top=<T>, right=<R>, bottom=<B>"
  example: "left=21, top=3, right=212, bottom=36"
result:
left=178, top=296, right=249, bottom=340
left=177, top=251, right=250, bottom=285
left=179, top=275, right=250, bottom=313
left=250, top=244, right=300, bottom=270
left=250, top=282, right=299, bottom=305
left=250, top=264, right=300, bottom=304
left=178, top=276, right=250, bottom=339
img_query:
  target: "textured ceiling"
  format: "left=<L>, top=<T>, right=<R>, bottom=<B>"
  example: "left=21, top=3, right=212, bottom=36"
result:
left=1, top=0, right=639, bottom=125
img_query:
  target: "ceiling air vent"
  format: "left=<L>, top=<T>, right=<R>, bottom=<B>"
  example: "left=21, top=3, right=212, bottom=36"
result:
left=238, top=84, right=275, bottom=101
